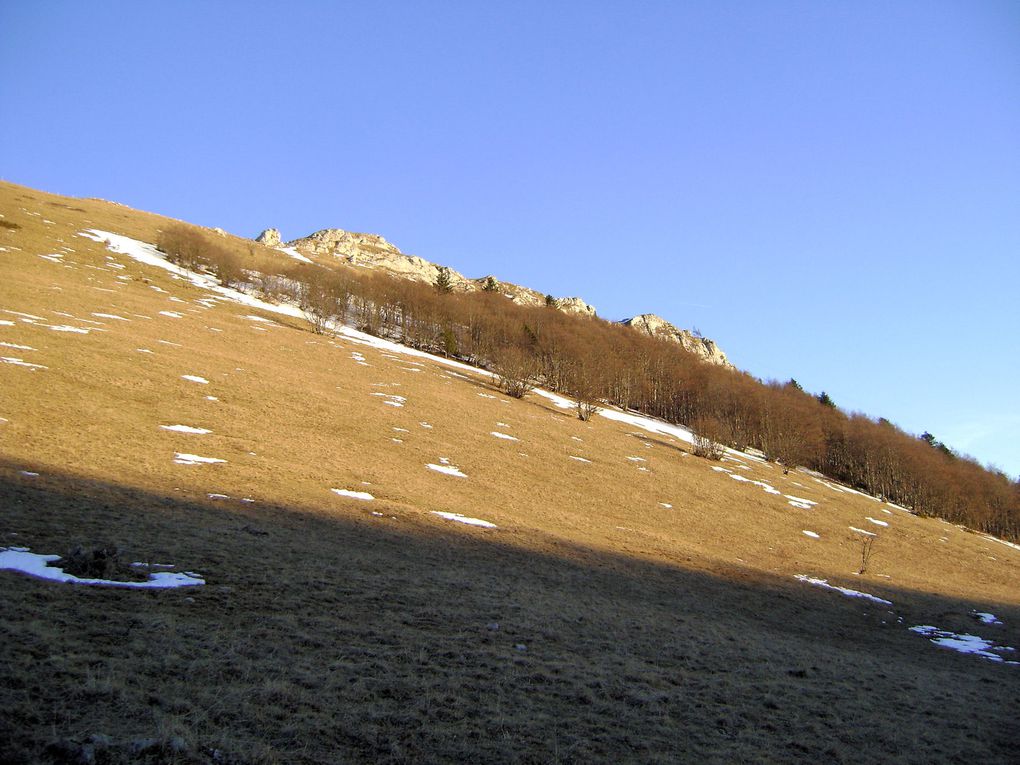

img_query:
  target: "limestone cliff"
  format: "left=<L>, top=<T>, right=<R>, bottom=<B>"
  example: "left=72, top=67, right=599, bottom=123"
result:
left=621, top=314, right=732, bottom=367
left=252, top=227, right=729, bottom=365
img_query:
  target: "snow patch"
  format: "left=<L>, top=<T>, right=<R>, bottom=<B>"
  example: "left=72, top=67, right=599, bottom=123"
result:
left=161, top=425, right=211, bottom=434
left=427, top=463, right=467, bottom=478
left=431, top=511, right=496, bottom=529
left=0, top=547, right=204, bottom=588
left=173, top=453, right=226, bottom=465
left=794, top=574, right=892, bottom=605
left=181, top=375, right=209, bottom=384
left=491, top=432, right=519, bottom=441
left=332, top=488, right=375, bottom=501
left=909, top=625, right=1017, bottom=664
left=1, top=357, right=47, bottom=370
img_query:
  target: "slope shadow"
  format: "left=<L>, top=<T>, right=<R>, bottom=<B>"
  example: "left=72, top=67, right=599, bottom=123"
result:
left=1, top=460, right=1018, bottom=765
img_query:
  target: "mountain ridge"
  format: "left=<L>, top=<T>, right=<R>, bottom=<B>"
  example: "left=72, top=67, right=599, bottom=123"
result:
left=256, top=226, right=731, bottom=367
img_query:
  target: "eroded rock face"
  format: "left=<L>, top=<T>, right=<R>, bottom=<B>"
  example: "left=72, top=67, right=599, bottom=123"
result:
left=557, top=297, right=597, bottom=317
left=622, top=314, right=731, bottom=367
left=284, top=227, right=597, bottom=315
left=255, top=228, right=282, bottom=247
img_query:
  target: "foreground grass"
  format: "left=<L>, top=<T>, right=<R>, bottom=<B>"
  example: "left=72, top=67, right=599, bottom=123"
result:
left=1, top=180, right=1018, bottom=763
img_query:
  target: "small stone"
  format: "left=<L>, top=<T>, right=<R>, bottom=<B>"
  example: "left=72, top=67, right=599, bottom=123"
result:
left=486, top=622, right=500, bottom=632
left=168, top=735, right=188, bottom=753
left=183, top=596, right=195, bottom=604
left=514, top=643, right=527, bottom=652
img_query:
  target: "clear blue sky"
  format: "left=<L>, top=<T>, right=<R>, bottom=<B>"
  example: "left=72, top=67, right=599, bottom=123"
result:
left=3, top=1, right=1019, bottom=476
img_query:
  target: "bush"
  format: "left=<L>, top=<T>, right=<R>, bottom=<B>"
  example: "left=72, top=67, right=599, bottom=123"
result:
left=156, top=224, right=244, bottom=288
left=691, top=416, right=727, bottom=460
left=491, top=346, right=540, bottom=398
left=56, top=544, right=146, bottom=581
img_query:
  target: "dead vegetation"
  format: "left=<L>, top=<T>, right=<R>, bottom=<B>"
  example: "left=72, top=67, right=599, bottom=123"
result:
left=1, top=180, right=1019, bottom=763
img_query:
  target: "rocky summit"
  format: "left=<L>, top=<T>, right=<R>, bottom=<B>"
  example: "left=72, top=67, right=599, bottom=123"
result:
left=257, top=225, right=721, bottom=361
left=621, top=314, right=731, bottom=367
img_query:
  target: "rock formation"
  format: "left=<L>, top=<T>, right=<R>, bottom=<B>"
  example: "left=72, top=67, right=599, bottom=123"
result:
left=277, top=227, right=597, bottom=316
left=621, top=314, right=731, bottom=367
left=255, top=228, right=282, bottom=248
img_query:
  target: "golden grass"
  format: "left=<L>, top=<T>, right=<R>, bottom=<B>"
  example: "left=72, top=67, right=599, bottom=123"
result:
left=2, top=180, right=1019, bottom=763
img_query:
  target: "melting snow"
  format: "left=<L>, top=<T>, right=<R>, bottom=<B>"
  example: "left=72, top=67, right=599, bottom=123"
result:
left=173, top=453, right=226, bottom=465
left=181, top=375, right=209, bottom=384
left=159, top=311, right=184, bottom=318
left=728, top=473, right=781, bottom=495
left=850, top=526, right=877, bottom=537
left=794, top=574, right=892, bottom=605
left=0, top=547, right=204, bottom=588
left=370, top=393, right=406, bottom=407
left=660, top=503, right=673, bottom=509
left=161, top=425, right=211, bottom=434
left=866, top=517, right=889, bottom=527
left=332, top=488, right=375, bottom=501
left=570, top=456, right=591, bottom=463
left=47, top=324, right=90, bottom=334
left=427, top=463, right=467, bottom=478
left=1, top=357, right=47, bottom=370
left=92, top=312, right=129, bottom=321
left=491, top=432, right=519, bottom=441
left=802, top=530, right=820, bottom=539
left=277, top=246, right=313, bottom=263
left=909, top=625, right=1018, bottom=664
left=0, top=342, right=35, bottom=351
left=431, top=511, right=496, bottom=528
left=973, top=612, right=1003, bottom=625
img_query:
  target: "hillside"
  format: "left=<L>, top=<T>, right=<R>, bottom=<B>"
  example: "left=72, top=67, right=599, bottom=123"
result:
left=1, top=180, right=1019, bottom=764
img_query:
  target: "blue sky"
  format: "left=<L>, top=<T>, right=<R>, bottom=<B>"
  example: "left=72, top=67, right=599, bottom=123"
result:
left=2, top=1, right=1019, bottom=475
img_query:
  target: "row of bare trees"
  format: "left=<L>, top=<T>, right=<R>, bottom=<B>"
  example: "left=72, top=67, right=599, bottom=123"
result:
left=165, top=233, right=1019, bottom=542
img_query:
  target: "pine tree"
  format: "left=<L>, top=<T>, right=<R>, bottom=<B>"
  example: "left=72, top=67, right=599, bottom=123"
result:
left=482, top=276, right=498, bottom=292
left=435, top=266, right=453, bottom=294
left=816, top=391, right=836, bottom=408
left=544, top=294, right=558, bottom=308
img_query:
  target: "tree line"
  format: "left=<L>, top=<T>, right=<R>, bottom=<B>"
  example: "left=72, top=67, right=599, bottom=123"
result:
left=158, top=225, right=1020, bottom=542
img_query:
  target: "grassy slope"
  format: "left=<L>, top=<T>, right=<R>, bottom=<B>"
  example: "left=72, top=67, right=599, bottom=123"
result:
left=1, top=180, right=1018, bottom=764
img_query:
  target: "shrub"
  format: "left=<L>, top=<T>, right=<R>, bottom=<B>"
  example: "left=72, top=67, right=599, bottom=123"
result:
left=157, top=224, right=244, bottom=288
left=491, top=346, right=540, bottom=398
left=691, top=416, right=727, bottom=460
left=56, top=544, right=145, bottom=581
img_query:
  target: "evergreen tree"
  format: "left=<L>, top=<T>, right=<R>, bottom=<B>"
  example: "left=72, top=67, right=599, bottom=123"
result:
left=435, top=266, right=453, bottom=294
left=787, top=378, right=803, bottom=392
left=816, top=391, right=836, bottom=408
left=544, top=294, right=558, bottom=308
left=482, top=276, right=498, bottom=292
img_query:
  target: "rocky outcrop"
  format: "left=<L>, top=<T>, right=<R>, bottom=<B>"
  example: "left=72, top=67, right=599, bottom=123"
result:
left=622, top=314, right=731, bottom=367
left=280, top=227, right=596, bottom=315
left=255, top=228, right=282, bottom=248
left=557, top=297, right=597, bottom=317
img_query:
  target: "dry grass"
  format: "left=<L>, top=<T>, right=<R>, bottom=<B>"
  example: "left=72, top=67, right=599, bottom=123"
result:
left=1, top=180, right=1019, bottom=763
